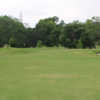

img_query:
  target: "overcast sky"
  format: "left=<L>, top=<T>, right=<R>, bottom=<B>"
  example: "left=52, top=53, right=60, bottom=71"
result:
left=0, top=0, right=99, bottom=27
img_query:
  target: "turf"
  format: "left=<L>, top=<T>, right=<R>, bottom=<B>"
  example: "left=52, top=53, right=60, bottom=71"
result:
left=0, top=48, right=100, bottom=100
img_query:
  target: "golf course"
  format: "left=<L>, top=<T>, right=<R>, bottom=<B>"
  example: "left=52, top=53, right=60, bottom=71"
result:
left=0, top=47, right=100, bottom=100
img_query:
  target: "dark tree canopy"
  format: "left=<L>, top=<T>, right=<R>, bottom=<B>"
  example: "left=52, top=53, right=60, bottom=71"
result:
left=0, top=15, right=100, bottom=48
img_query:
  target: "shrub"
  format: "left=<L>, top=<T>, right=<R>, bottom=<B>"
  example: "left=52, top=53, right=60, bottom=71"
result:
left=76, top=39, right=83, bottom=48
left=37, top=40, right=43, bottom=48
left=9, top=37, right=16, bottom=47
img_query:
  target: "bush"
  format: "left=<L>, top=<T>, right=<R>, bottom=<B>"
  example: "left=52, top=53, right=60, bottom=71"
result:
left=76, top=39, right=83, bottom=48
left=36, top=40, right=43, bottom=48
left=9, top=37, right=16, bottom=47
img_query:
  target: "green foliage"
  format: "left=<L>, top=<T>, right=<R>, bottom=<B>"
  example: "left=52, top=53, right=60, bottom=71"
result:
left=81, top=31, right=96, bottom=48
left=59, top=21, right=85, bottom=48
left=65, top=39, right=72, bottom=48
left=76, top=39, right=83, bottom=48
left=35, top=17, right=59, bottom=47
left=9, top=37, right=16, bottom=47
left=37, top=40, right=43, bottom=48
left=0, top=15, right=100, bottom=48
left=0, top=16, right=26, bottom=47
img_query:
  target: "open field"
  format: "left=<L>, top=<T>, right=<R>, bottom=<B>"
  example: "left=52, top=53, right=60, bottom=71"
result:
left=0, top=48, right=100, bottom=100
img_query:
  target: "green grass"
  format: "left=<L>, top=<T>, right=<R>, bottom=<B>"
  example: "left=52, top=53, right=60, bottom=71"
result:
left=0, top=47, right=100, bottom=100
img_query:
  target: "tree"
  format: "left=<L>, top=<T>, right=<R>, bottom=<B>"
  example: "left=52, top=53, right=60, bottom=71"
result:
left=0, top=15, right=99, bottom=49
left=9, top=37, right=16, bottom=47
left=81, top=18, right=97, bottom=48
left=60, top=21, right=85, bottom=48
left=35, top=16, right=60, bottom=47
left=37, top=40, right=43, bottom=48
left=25, top=28, right=37, bottom=47
left=0, top=16, right=26, bottom=47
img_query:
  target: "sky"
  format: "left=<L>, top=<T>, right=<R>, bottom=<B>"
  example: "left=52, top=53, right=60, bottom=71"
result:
left=0, top=0, right=99, bottom=27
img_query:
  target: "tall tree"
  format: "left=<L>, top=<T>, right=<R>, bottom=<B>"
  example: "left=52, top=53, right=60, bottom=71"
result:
left=60, top=21, right=84, bottom=48
left=35, top=16, right=60, bottom=46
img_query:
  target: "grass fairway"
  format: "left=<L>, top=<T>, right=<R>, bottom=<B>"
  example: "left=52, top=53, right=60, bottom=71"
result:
left=0, top=48, right=100, bottom=100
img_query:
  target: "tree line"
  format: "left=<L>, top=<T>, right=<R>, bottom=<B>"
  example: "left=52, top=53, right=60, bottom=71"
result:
left=0, top=16, right=100, bottom=48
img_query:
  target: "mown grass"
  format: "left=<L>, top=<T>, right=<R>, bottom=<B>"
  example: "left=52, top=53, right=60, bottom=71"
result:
left=0, top=47, right=100, bottom=100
